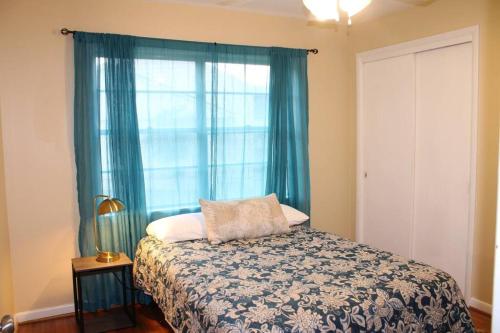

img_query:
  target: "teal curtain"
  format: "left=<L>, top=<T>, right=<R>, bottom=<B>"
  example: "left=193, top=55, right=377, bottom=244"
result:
left=74, top=33, right=149, bottom=311
left=266, top=48, right=311, bottom=215
left=73, top=32, right=310, bottom=311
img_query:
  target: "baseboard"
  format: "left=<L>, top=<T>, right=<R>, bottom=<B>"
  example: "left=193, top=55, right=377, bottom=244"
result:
left=469, top=297, right=492, bottom=315
left=15, top=303, right=74, bottom=323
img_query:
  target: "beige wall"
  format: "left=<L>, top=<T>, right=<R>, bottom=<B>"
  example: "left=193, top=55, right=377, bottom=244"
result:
left=0, top=106, right=14, bottom=317
left=0, top=0, right=352, bottom=314
left=349, top=0, right=500, bottom=304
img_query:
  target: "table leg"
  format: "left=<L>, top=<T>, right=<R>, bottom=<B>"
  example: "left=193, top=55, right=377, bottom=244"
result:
left=121, top=267, right=127, bottom=315
left=77, top=274, right=84, bottom=333
left=129, top=265, right=136, bottom=325
left=72, top=268, right=78, bottom=324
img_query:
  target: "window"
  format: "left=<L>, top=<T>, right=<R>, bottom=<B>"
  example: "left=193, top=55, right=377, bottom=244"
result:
left=99, top=57, right=270, bottom=213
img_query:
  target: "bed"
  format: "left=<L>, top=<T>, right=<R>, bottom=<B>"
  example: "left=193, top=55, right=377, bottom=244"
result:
left=134, top=226, right=475, bottom=332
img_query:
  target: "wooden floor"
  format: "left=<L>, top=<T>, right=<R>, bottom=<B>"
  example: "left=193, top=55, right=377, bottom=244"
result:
left=18, top=304, right=173, bottom=333
left=18, top=305, right=491, bottom=333
left=470, top=308, right=492, bottom=333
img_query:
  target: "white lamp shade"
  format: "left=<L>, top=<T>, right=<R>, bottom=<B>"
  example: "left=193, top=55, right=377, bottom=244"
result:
left=303, top=0, right=340, bottom=21
left=339, top=0, right=372, bottom=17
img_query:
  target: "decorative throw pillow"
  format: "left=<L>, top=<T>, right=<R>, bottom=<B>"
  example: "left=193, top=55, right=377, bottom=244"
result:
left=199, top=194, right=289, bottom=244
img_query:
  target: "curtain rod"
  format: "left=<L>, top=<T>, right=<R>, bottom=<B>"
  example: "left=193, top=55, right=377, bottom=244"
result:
left=60, top=28, right=319, bottom=55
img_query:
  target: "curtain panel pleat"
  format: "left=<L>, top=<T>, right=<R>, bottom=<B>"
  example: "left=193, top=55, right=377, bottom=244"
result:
left=266, top=48, right=311, bottom=216
left=73, top=32, right=310, bottom=311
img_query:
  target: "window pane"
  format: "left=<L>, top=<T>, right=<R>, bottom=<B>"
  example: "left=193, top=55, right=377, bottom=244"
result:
left=148, top=93, right=196, bottom=129
left=211, top=163, right=267, bottom=200
left=101, top=171, right=112, bottom=198
left=206, top=63, right=269, bottom=93
left=140, top=130, right=199, bottom=169
left=210, top=130, right=268, bottom=165
left=100, top=92, right=108, bottom=130
left=144, top=168, right=200, bottom=211
left=99, top=56, right=271, bottom=212
left=246, top=94, right=269, bottom=127
left=136, top=92, right=149, bottom=130
left=246, top=64, right=270, bottom=93
left=100, top=134, right=110, bottom=172
left=134, top=59, right=199, bottom=211
left=135, top=59, right=195, bottom=92
left=135, top=60, right=149, bottom=91
left=205, top=62, right=270, bottom=200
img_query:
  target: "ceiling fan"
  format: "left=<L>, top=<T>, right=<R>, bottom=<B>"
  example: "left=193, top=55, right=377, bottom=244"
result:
left=212, top=0, right=437, bottom=27
left=304, top=0, right=437, bottom=26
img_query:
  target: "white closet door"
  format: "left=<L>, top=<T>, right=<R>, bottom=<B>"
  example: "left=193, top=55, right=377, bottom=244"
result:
left=361, top=54, right=415, bottom=257
left=412, top=42, right=473, bottom=292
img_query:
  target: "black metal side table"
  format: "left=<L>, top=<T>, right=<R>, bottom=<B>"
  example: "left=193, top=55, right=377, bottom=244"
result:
left=72, top=253, right=136, bottom=333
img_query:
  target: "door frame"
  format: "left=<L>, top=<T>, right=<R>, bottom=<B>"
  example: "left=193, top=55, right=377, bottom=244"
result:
left=492, top=136, right=500, bottom=328
left=355, top=26, right=479, bottom=304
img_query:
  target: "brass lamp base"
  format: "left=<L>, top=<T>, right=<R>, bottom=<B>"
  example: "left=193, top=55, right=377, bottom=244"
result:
left=96, top=251, right=120, bottom=263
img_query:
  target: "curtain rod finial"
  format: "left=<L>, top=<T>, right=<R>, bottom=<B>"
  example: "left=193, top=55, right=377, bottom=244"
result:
left=60, top=28, right=75, bottom=35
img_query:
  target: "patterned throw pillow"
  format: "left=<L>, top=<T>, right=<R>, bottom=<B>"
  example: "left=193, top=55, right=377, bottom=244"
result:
left=199, top=194, right=289, bottom=244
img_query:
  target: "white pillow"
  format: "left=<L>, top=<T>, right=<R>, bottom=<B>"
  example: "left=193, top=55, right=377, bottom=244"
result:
left=146, top=204, right=309, bottom=243
left=146, top=212, right=207, bottom=242
left=280, top=204, right=310, bottom=225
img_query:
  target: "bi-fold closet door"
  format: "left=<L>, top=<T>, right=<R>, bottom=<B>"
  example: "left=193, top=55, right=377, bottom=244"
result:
left=357, top=29, right=477, bottom=301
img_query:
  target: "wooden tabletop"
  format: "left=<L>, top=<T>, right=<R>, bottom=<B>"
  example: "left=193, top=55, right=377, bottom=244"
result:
left=72, top=252, right=132, bottom=273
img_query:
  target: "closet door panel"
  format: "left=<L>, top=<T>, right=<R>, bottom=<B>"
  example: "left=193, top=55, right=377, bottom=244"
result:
left=361, top=55, right=415, bottom=257
left=413, top=43, right=473, bottom=292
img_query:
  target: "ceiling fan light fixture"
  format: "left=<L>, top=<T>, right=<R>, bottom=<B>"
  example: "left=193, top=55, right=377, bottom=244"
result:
left=339, top=0, right=372, bottom=17
left=303, top=0, right=340, bottom=21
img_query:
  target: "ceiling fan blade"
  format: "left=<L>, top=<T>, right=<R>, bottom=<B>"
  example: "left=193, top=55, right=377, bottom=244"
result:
left=393, top=0, right=437, bottom=6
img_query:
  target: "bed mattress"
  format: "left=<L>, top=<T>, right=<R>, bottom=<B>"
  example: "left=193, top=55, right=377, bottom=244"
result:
left=134, top=227, right=474, bottom=332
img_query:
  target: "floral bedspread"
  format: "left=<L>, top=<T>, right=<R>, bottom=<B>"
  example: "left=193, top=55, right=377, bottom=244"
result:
left=134, top=227, right=474, bottom=332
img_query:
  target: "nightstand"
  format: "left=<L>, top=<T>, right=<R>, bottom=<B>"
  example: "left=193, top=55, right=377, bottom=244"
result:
left=72, top=253, right=136, bottom=333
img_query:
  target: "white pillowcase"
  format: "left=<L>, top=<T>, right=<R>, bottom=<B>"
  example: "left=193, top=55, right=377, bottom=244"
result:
left=280, top=204, right=310, bottom=226
left=146, top=212, right=207, bottom=242
left=146, top=204, right=309, bottom=242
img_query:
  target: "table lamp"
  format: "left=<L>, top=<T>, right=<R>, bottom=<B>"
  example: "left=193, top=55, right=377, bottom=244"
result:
left=93, top=194, right=126, bottom=263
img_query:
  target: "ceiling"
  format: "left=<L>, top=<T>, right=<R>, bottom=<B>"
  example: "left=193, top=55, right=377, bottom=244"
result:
left=153, top=0, right=418, bottom=23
